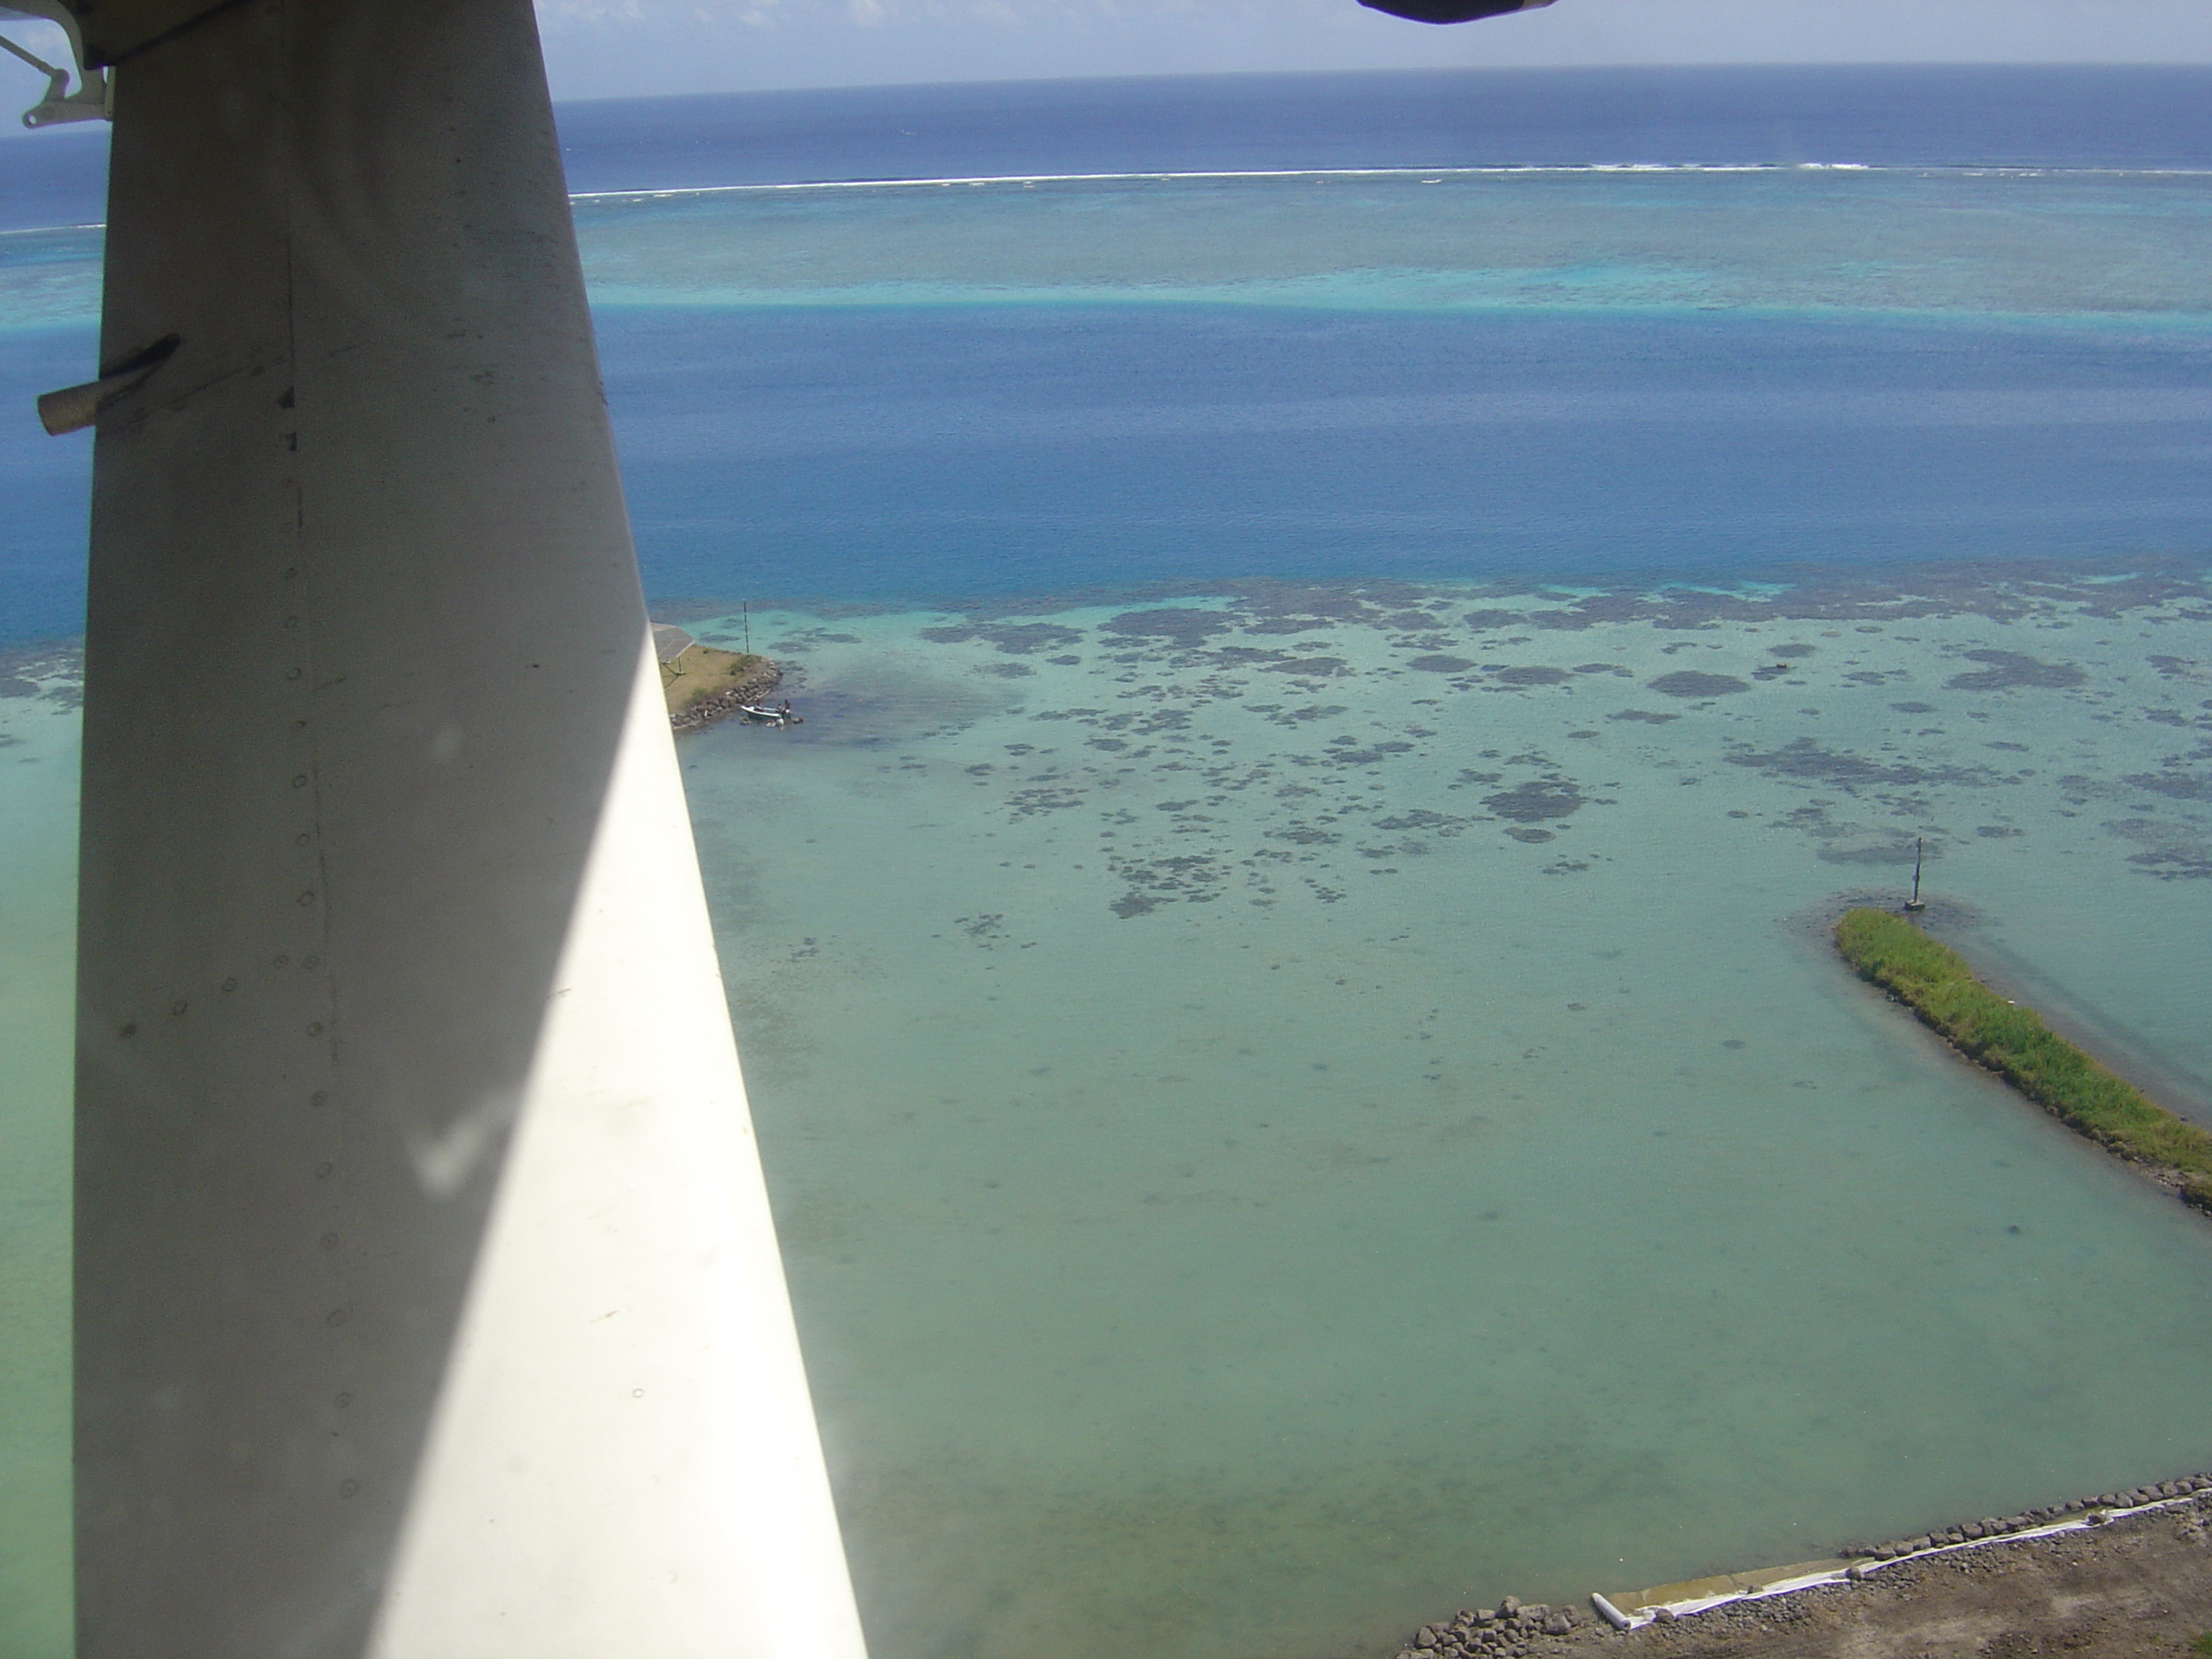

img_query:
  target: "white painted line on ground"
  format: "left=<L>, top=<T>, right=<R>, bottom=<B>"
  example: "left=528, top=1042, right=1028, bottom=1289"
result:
left=1594, top=1493, right=2206, bottom=1632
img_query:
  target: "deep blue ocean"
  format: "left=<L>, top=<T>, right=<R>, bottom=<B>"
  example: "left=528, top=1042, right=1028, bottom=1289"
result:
left=3, top=66, right=2212, bottom=640
left=602, top=305, right=2212, bottom=607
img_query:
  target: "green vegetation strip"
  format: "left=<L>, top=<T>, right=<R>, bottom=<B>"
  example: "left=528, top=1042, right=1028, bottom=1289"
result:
left=1835, top=907, right=2212, bottom=1212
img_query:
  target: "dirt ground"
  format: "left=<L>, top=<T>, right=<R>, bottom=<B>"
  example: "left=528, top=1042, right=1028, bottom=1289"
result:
left=1566, top=1500, right=2212, bottom=1657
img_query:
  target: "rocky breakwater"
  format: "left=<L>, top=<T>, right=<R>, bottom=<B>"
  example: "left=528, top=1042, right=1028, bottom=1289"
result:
left=1840, top=1472, right=2212, bottom=1569
left=665, top=651, right=782, bottom=735
left=1388, top=1472, right=2212, bottom=1652
left=1399, top=1596, right=1580, bottom=1659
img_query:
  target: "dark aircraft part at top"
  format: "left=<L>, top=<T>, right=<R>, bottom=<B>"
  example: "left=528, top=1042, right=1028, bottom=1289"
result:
left=1359, top=0, right=1557, bottom=21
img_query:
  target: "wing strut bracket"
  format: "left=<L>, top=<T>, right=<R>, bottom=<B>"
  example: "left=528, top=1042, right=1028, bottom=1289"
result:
left=0, top=1, right=112, bottom=125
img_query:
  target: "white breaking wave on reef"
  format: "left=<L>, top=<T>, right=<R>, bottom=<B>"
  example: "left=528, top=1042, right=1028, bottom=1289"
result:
left=564, top=165, right=2212, bottom=322
left=567, top=161, right=2212, bottom=204
left=20, top=163, right=2212, bottom=241
left=15, top=165, right=2212, bottom=329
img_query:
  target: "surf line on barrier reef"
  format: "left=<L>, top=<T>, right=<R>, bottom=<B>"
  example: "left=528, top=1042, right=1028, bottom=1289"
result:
left=1832, top=905, right=2212, bottom=1214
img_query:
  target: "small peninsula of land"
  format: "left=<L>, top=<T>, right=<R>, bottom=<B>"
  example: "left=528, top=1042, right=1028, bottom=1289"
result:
left=654, top=623, right=781, bottom=733
left=1834, top=906, right=2212, bottom=1214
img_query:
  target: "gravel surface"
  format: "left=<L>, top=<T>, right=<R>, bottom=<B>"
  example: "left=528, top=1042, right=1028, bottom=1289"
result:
left=1397, top=1498, right=2212, bottom=1659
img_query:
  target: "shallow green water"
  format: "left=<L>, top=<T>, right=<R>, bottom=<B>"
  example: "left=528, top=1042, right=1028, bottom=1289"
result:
left=0, top=652, right=78, bottom=1659
left=673, top=568, right=2212, bottom=1659
left=11, top=86, right=2212, bottom=1659
left=9, top=569, right=2212, bottom=1659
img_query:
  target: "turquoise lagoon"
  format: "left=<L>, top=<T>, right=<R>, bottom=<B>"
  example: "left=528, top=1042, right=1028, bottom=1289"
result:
left=597, top=172, right=2212, bottom=1656
left=7, top=152, right=2212, bottom=1659
left=679, top=575, right=2212, bottom=1659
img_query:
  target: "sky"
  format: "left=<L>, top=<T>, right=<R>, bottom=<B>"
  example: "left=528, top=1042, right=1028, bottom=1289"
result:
left=2, top=0, right=2212, bottom=114
left=526, top=0, right=2212, bottom=102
